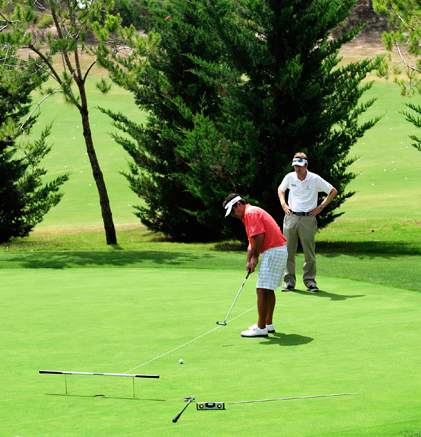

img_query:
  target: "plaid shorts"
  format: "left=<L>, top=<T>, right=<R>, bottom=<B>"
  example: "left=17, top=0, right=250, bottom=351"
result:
left=256, top=245, right=288, bottom=291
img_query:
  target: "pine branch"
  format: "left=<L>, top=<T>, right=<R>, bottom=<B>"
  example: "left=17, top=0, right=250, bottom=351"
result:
left=20, top=90, right=63, bottom=132
left=27, top=44, right=63, bottom=83
left=50, top=5, right=79, bottom=82
left=395, top=41, right=421, bottom=73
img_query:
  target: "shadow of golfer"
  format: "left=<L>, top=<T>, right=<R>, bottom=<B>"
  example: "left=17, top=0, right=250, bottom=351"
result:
left=292, top=289, right=365, bottom=301
left=260, top=332, right=313, bottom=347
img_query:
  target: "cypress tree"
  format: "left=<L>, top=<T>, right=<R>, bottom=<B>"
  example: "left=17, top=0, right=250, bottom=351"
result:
left=184, top=0, right=380, bottom=232
left=104, top=0, right=380, bottom=241
left=101, top=0, right=226, bottom=240
left=374, top=0, right=421, bottom=153
left=0, top=53, right=69, bottom=243
left=1, top=0, right=132, bottom=245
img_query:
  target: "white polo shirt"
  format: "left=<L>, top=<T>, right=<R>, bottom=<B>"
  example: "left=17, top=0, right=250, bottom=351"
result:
left=279, top=170, right=333, bottom=212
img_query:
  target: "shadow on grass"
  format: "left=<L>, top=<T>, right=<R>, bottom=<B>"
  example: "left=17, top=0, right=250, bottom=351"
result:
left=4, top=240, right=419, bottom=270
left=292, top=289, right=365, bottom=301
left=316, top=241, right=420, bottom=257
left=3, top=250, right=215, bottom=269
left=260, top=332, right=314, bottom=346
left=212, top=239, right=421, bottom=256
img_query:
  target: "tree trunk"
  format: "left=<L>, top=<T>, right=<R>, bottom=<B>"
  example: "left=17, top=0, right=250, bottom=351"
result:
left=79, top=97, right=117, bottom=245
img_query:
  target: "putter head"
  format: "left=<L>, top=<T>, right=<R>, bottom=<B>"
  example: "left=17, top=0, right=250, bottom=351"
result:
left=184, top=396, right=195, bottom=402
left=216, top=321, right=227, bottom=326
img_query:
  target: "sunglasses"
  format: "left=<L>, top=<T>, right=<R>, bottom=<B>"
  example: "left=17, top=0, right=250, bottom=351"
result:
left=292, top=157, right=307, bottom=164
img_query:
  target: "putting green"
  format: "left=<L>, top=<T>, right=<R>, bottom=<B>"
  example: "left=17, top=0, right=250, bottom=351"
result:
left=1, top=268, right=420, bottom=436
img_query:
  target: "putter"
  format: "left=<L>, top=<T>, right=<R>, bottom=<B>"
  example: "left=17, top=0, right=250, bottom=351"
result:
left=216, top=270, right=250, bottom=326
left=172, top=397, right=195, bottom=423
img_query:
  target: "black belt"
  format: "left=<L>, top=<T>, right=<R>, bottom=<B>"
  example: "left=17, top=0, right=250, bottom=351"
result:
left=292, top=212, right=309, bottom=216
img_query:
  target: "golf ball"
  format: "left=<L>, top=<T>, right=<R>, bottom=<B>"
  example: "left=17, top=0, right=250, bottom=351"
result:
left=179, top=359, right=184, bottom=364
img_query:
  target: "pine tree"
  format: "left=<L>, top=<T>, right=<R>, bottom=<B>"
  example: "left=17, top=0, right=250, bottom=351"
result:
left=101, top=0, right=226, bottom=240
left=0, top=0, right=133, bottom=245
left=112, top=0, right=158, bottom=30
left=374, top=0, right=421, bottom=153
left=103, top=0, right=380, bottom=241
left=0, top=50, right=68, bottom=243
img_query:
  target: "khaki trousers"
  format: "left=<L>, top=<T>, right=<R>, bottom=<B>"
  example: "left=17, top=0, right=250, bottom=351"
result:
left=283, top=214, right=317, bottom=287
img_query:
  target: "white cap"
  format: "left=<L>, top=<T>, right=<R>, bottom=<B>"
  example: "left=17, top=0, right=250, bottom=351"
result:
left=292, top=157, right=308, bottom=166
left=224, top=195, right=243, bottom=217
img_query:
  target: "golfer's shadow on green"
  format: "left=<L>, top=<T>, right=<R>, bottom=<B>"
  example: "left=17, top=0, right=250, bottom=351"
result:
left=260, top=333, right=313, bottom=346
left=292, top=289, right=365, bottom=301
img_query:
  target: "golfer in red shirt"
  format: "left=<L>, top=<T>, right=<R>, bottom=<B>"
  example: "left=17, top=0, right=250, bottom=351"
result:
left=223, top=194, right=288, bottom=337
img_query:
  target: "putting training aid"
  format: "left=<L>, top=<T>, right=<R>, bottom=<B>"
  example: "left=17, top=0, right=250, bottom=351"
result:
left=196, top=402, right=225, bottom=410
left=216, top=270, right=250, bottom=326
left=172, top=397, right=195, bottom=423
left=39, top=370, right=159, bottom=398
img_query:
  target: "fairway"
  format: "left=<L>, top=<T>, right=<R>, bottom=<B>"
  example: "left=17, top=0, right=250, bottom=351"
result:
left=28, top=79, right=143, bottom=230
left=24, top=80, right=421, bottom=237
left=1, top=268, right=421, bottom=436
left=344, top=81, right=421, bottom=219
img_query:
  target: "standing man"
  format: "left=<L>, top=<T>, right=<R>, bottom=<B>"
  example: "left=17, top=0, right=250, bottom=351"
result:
left=278, top=152, right=337, bottom=292
left=223, top=194, right=288, bottom=338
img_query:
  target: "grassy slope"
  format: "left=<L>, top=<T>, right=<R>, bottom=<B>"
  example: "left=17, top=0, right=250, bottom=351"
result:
left=26, top=79, right=421, bottom=231
left=2, top=79, right=419, bottom=293
left=315, top=80, right=421, bottom=293
left=21, top=58, right=421, bottom=232
left=29, top=79, right=144, bottom=229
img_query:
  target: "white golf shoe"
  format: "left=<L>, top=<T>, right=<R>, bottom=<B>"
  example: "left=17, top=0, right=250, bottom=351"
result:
left=248, top=323, right=275, bottom=333
left=266, top=324, right=275, bottom=333
left=241, top=325, right=268, bottom=337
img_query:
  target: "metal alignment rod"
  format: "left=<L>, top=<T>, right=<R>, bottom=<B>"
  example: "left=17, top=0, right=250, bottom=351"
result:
left=39, top=370, right=159, bottom=378
left=227, top=393, right=357, bottom=404
left=39, top=370, right=160, bottom=398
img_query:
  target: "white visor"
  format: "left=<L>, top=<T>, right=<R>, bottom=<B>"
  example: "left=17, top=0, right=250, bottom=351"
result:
left=224, top=195, right=243, bottom=217
left=292, top=157, right=307, bottom=166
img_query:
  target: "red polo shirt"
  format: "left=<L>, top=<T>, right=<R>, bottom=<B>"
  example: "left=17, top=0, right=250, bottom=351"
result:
left=242, top=205, right=286, bottom=253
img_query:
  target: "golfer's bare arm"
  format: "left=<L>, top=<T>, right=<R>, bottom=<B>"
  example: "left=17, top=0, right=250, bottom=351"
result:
left=279, top=185, right=338, bottom=217
left=308, top=187, right=338, bottom=216
left=247, top=233, right=264, bottom=273
left=278, top=187, right=292, bottom=215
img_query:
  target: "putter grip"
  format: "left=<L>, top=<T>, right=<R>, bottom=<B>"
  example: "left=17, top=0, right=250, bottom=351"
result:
left=172, top=413, right=181, bottom=423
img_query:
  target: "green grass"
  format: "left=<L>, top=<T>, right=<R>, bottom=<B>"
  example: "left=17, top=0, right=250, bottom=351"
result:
left=1, top=269, right=421, bottom=436
left=25, top=79, right=421, bottom=231
left=334, top=81, right=421, bottom=220
left=28, top=79, right=144, bottom=229
left=17, top=79, right=421, bottom=258
left=1, top=76, right=421, bottom=436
